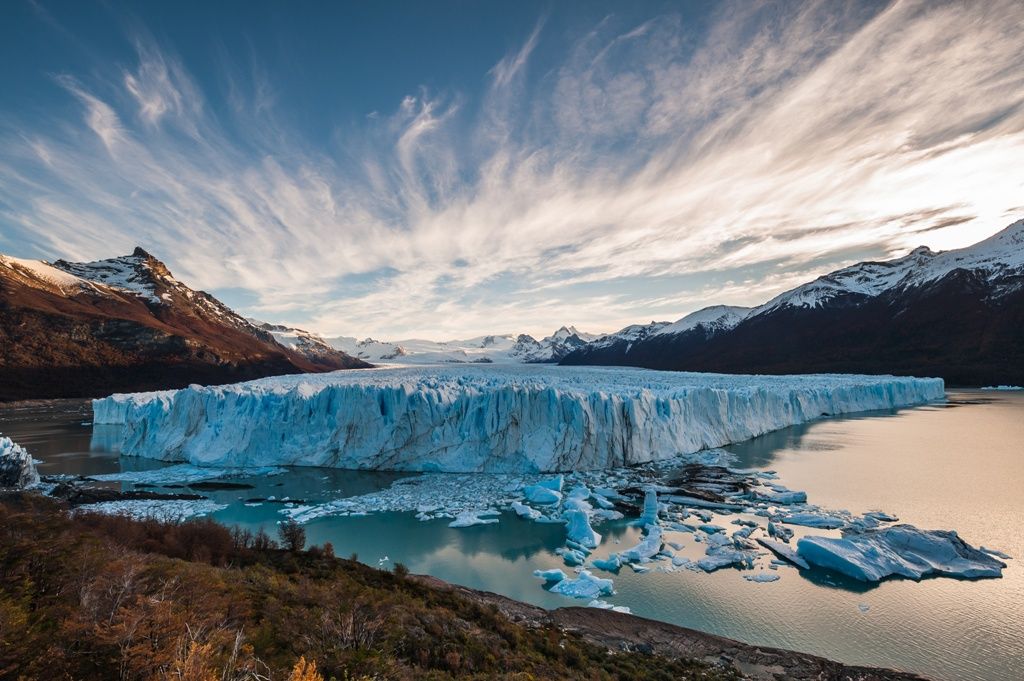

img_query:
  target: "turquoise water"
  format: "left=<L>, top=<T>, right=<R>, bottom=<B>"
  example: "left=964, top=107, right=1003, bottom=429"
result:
left=1, top=391, right=1021, bottom=681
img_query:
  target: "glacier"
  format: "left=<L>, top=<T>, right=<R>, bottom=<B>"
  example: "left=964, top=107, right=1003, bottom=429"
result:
left=92, top=365, right=944, bottom=473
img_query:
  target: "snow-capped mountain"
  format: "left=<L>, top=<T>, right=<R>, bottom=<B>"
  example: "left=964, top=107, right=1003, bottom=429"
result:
left=0, top=247, right=367, bottom=400
left=323, top=325, right=598, bottom=364
left=563, top=219, right=1024, bottom=386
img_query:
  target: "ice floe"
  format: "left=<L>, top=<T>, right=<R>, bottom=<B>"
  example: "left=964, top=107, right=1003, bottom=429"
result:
left=74, top=499, right=227, bottom=521
left=549, top=569, right=615, bottom=599
left=89, top=463, right=285, bottom=485
left=797, top=525, right=1008, bottom=581
left=587, top=599, right=631, bottom=614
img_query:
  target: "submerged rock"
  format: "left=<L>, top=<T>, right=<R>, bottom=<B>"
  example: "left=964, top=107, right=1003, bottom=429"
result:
left=797, top=525, right=1007, bottom=582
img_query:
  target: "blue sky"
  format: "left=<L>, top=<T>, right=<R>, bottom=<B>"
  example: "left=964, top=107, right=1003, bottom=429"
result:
left=2, top=0, right=1023, bottom=339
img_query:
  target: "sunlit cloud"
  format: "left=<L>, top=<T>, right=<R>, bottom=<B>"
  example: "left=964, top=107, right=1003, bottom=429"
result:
left=1, top=0, right=1022, bottom=339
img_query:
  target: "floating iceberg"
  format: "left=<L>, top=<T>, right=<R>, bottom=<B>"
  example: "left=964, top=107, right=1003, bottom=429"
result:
left=93, top=365, right=944, bottom=472
left=549, top=569, right=614, bottom=599
left=523, top=485, right=562, bottom=504
left=565, top=509, right=602, bottom=549
left=797, top=525, right=1007, bottom=582
left=510, top=501, right=543, bottom=521
left=448, top=510, right=500, bottom=528
left=637, top=488, right=659, bottom=526
left=74, top=499, right=227, bottom=521
left=0, top=437, right=39, bottom=489
left=781, top=512, right=846, bottom=529
left=620, top=526, right=664, bottom=563
left=89, top=463, right=284, bottom=485
left=757, top=538, right=810, bottom=570
left=533, top=568, right=567, bottom=582
left=744, top=573, right=780, bottom=583
left=588, top=599, right=631, bottom=613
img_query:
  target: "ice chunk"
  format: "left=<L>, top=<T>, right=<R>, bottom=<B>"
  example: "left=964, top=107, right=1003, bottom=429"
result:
left=797, top=525, right=1007, bottom=582
left=523, top=485, right=562, bottom=504
left=550, top=570, right=615, bottom=599
left=448, top=511, right=500, bottom=528
left=89, top=463, right=284, bottom=485
left=757, top=487, right=807, bottom=504
left=558, top=547, right=587, bottom=566
left=757, top=538, right=810, bottom=570
left=744, top=573, right=780, bottom=583
left=697, top=547, right=754, bottom=572
left=565, top=509, right=602, bottom=549
left=981, top=546, right=1012, bottom=560
left=637, top=488, right=659, bottom=526
left=533, top=568, right=567, bottom=582
left=93, top=365, right=944, bottom=472
left=535, top=475, right=564, bottom=491
left=620, top=526, right=664, bottom=563
left=0, top=437, right=39, bottom=489
left=782, top=512, right=846, bottom=529
left=767, top=520, right=793, bottom=542
left=510, top=501, right=543, bottom=521
left=74, top=499, right=226, bottom=521
left=587, top=599, right=631, bottom=614
left=591, top=553, right=622, bottom=572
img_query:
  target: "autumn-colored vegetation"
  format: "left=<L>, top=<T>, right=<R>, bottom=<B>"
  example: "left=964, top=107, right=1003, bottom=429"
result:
left=0, top=493, right=737, bottom=681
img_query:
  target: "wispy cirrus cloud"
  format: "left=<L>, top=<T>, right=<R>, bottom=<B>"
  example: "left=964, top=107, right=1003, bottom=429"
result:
left=1, top=0, right=1023, bottom=339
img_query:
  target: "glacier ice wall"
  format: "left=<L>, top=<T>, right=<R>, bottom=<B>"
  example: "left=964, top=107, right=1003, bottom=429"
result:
left=92, top=366, right=944, bottom=472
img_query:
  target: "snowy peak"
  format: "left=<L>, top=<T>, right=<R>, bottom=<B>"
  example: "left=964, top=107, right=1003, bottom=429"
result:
left=589, top=321, right=671, bottom=349
left=754, top=218, right=1024, bottom=316
left=323, top=326, right=598, bottom=364
left=654, top=305, right=752, bottom=338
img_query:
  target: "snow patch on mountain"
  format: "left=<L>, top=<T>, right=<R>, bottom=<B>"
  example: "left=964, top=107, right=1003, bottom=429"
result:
left=754, top=218, right=1024, bottom=315
left=653, top=305, right=752, bottom=337
left=326, top=326, right=598, bottom=364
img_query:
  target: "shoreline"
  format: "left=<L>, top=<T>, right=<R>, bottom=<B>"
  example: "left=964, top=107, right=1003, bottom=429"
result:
left=414, top=574, right=929, bottom=680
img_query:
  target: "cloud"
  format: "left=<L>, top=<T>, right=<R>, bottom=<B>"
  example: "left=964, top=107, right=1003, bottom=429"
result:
left=1, top=0, right=1023, bottom=339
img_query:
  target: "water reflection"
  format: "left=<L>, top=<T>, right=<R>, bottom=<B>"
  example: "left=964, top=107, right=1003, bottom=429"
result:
left=2, top=392, right=1022, bottom=681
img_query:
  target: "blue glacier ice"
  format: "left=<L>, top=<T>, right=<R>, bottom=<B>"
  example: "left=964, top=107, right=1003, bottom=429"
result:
left=93, top=365, right=944, bottom=473
left=564, top=509, right=602, bottom=549
left=637, top=488, right=659, bottom=526
left=549, top=569, right=615, bottom=599
left=797, top=525, right=1007, bottom=582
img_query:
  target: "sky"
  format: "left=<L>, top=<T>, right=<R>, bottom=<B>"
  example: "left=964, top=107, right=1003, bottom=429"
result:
left=1, top=0, right=1023, bottom=340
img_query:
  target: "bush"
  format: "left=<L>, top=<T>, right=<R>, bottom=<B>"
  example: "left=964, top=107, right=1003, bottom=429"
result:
left=278, top=519, right=306, bottom=552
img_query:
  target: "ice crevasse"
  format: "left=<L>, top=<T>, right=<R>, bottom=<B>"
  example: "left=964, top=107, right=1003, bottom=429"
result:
left=92, top=365, right=944, bottom=473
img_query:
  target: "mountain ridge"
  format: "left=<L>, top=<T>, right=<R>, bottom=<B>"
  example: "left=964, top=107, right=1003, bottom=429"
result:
left=0, top=247, right=368, bottom=401
left=561, top=219, right=1024, bottom=386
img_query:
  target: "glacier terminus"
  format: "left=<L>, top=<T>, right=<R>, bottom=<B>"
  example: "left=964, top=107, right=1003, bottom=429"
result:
left=93, top=365, right=944, bottom=472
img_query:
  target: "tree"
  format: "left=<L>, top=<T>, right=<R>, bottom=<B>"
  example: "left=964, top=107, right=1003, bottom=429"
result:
left=287, top=656, right=323, bottom=681
left=278, top=519, right=306, bottom=553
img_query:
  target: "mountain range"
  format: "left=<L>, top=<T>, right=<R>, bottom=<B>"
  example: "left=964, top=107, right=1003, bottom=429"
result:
left=562, top=218, right=1024, bottom=386
left=2, top=218, right=1020, bottom=400
left=0, top=248, right=367, bottom=401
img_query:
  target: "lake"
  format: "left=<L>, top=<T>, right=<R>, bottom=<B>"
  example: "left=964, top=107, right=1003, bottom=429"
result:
left=1, top=390, right=1020, bottom=681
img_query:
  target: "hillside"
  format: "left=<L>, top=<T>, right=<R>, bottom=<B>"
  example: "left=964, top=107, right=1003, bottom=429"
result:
left=0, top=248, right=368, bottom=401
left=563, top=220, right=1024, bottom=386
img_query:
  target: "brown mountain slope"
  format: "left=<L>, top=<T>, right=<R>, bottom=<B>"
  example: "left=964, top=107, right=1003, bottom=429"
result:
left=0, top=248, right=369, bottom=400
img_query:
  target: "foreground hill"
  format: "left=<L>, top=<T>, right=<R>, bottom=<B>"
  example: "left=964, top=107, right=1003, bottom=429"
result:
left=0, top=493, right=924, bottom=681
left=563, top=219, right=1024, bottom=386
left=0, top=248, right=368, bottom=401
